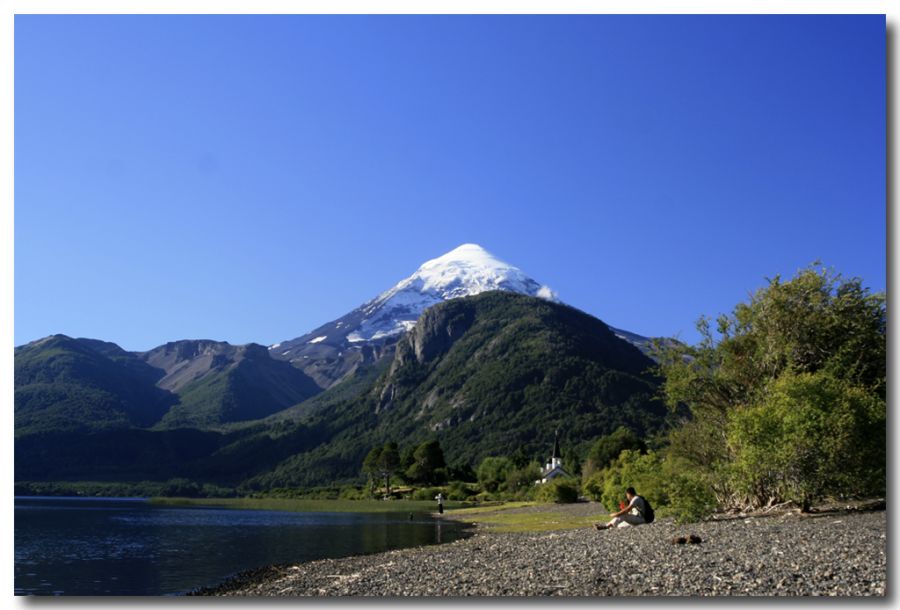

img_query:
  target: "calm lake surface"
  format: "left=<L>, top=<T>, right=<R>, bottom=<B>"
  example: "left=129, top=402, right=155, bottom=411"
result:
left=15, top=496, right=468, bottom=596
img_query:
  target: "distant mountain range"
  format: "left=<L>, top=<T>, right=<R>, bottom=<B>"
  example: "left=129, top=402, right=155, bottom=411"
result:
left=15, top=244, right=672, bottom=490
left=15, top=335, right=321, bottom=434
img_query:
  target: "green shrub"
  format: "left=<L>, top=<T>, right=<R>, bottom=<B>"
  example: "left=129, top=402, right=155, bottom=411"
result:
left=728, top=371, right=886, bottom=510
left=505, top=461, right=542, bottom=497
left=535, top=478, right=579, bottom=503
left=655, top=264, right=886, bottom=514
left=338, top=485, right=368, bottom=500
left=597, top=450, right=666, bottom=513
left=581, top=471, right=606, bottom=503
left=660, top=459, right=718, bottom=522
left=160, top=478, right=202, bottom=498
left=410, top=486, right=443, bottom=501
left=474, top=490, right=504, bottom=503
left=477, top=456, right=514, bottom=493
left=446, top=480, right=477, bottom=501
left=583, top=427, right=646, bottom=477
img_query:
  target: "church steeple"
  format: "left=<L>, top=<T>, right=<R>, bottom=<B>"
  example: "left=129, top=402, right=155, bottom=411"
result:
left=550, top=429, right=562, bottom=469
left=538, top=428, right=570, bottom=484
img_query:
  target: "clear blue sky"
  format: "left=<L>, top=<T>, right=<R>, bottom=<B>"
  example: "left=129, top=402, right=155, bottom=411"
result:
left=15, top=15, right=886, bottom=351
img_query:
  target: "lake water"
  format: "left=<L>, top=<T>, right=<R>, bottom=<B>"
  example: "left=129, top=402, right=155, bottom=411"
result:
left=15, top=496, right=469, bottom=596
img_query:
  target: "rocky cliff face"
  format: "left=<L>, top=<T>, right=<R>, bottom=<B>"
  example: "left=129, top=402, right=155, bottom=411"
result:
left=394, top=303, right=476, bottom=369
left=141, top=340, right=248, bottom=393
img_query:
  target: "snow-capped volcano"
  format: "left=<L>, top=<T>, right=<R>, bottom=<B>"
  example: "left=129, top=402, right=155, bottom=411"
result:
left=350, top=243, right=557, bottom=343
left=270, top=244, right=558, bottom=388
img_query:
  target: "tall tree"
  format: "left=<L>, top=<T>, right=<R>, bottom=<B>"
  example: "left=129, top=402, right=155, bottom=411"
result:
left=362, top=446, right=382, bottom=495
left=377, top=441, right=401, bottom=496
left=405, top=439, right=446, bottom=485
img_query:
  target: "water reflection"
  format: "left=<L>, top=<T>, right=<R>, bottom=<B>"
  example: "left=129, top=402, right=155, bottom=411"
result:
left=15, top=497, right=469, bottom=595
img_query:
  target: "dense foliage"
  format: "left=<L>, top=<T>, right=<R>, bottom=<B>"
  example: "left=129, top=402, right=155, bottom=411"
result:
left=582, top=426, right=646, bottom=477
left=653, top=265, right=885, bottom=514
left=534, top=478, right=580, bottom=503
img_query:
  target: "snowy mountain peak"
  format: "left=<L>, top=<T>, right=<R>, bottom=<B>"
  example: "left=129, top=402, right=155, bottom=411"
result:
left=359, top=245, right=558, bottom=336
left=383, top=243, right=556, bottom=304
left=419, top=243, right=506, bottom=272
left=271, top=245, right=559, bottom=384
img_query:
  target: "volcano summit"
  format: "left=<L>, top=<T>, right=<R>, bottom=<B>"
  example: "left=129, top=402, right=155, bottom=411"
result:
left=269, top=244, right=559, bottom=388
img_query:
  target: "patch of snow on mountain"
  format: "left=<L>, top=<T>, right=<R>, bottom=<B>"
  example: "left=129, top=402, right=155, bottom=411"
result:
left=269, top=343, right=281, bottom=350
left=308, top=336, right=328, bottom=344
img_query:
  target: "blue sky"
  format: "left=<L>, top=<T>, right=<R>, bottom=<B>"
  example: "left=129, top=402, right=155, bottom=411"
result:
left=15, top=15, right=886, bottom=351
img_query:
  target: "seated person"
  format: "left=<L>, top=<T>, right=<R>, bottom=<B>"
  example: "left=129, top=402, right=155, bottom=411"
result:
left=595, top=487, right=646, bottom=530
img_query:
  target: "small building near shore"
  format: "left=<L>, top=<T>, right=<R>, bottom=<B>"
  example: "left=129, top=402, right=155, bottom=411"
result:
left=538, top=430, right=570, bottom=483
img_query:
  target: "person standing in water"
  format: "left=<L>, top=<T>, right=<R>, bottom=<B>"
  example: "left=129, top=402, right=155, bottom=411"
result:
left=435, top=492, right=444, bottom=514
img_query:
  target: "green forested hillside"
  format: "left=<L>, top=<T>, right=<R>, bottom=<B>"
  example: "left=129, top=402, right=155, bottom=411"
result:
left=14, top=335, right=176, bottom=434
left=244, top=292, right=668, bottom=489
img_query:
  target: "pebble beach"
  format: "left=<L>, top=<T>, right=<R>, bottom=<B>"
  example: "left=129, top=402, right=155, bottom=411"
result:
left=193, top=504, right=886, bottom=597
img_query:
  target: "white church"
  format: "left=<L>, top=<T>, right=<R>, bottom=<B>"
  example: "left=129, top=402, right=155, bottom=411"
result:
left=538, top=430, right=570, bottom=483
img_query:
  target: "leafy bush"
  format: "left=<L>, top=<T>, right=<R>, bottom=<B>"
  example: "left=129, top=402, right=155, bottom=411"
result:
left=446, top=480, right=477, bottom=501
left=505, top=461, right=543, bottom=498
left=581, top=471, right=606, bottom=503
left=583, top=426, right=646, bottom=477
left=728, top=372, right=885, bottom=510
left=660, top=459, right=718, bottom=522
left=160, top=478, right=202, bottom=498
left=410, top=487, right=443, bottom=501
left=596, top=450, right=667, bottom=513
left=446, top=462, right=478, bottom=483
left=338, top=485, right=368, bottom=500
left=404, top=440, right=447, bottom=485
left=477, top=456, right=514, bottom=493
left=582, top=450, right=715, bottom=522
left=535, top=478, right=579, bottom=503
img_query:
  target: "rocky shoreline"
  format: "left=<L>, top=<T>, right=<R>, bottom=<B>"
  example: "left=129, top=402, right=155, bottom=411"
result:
left=192, top=505, right=886, bottom=597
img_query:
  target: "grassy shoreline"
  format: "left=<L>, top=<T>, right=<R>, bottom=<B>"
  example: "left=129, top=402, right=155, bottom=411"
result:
left=149, top=497, right=608, bottom=533
left=149, top=496, right=484, bottom=514
left=446, top=502, right=608, bottom=532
